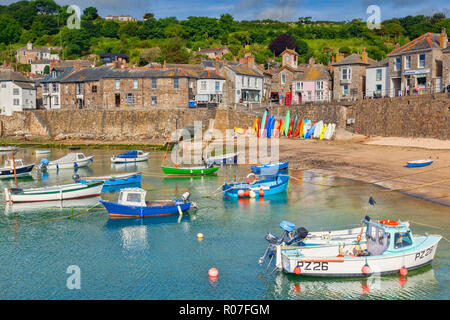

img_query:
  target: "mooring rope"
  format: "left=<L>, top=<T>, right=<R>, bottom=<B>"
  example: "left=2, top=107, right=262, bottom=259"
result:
left=24, top=203, right=102, bottom=226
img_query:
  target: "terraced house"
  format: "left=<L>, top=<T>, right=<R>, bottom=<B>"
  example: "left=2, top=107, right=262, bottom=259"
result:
left=292, top=59, right=332, bottom=104
left=0, top=71, right=36, bottom=116
left=387, top=28, right=448, bottom=96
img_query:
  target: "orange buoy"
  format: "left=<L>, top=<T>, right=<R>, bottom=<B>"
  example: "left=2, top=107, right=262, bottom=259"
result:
left=244, top=189, right=250, bottom=197
left=361, top=264, right=371, bottom=275
left=379, top=220, right=399, bottom=226
left=400, top=266, right=408, bottom=276
left=208, top=268, right=219, bottom=277
left=259, top=189, right=265, bottom=197
left=356, top=235, right=362, bottom=242
left=238, top=190, right=244, bottom=197
left=294, top=266, right=301, bottom=274
left=197, top=233, right=204, bottom=239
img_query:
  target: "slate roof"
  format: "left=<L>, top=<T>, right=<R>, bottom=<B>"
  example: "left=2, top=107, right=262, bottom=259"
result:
left=295, top=64, right=331, bottom=81
left=0, top=71, right=33, bottom=82
left=366, top=58, right=389, bottom=69
left=14, top=82, right=35, bottom=90
left=195, top=70, right=225, bottom=80
left=227, top=65, right=263, bottom=77
left=201, top=60, right=224, bottom=69
left=332, top=53, right=375, bottom=66
left=388, top=33, right=442, bottom=56
left=61, top=66, right=114, bottom=83
left=40, top=67, right=74, bottom=83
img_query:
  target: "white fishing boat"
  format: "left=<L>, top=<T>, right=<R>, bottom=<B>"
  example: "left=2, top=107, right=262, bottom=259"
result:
left=206, top=152, right=239, bottom=166
left=38, top=153, right=94, bottom=170
left=4, top=181, right=103, bottom=203
left=35, top=150, right=51, bottom=155
left=110, top=150, right=150, bottom=163
left=264, top=219, right=441, bottom=277
left=0, top=145, right=18, bottom=152
left=4, top=196, right=101, bottom=215
left=0, top=159, right=34, bottom=179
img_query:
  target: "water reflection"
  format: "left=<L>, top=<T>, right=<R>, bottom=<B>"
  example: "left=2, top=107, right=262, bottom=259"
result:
left=268, top=265, right=438, bottom=299
left=111, top=161, right=149, bottom=172
left=101, top=182, right=142, bottom=194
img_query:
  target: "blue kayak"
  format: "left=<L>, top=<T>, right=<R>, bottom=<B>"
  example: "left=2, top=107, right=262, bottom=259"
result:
left=407, top=160, right=433, bottom=168
left=251, top=161, right=289, bottom=175
left=76, top=172, right=142, bottom=191
left=223, top=175, right=289, bottom=198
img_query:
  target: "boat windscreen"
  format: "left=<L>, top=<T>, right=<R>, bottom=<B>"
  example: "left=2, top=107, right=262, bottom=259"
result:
left=116, top=150, right=138, bottom=158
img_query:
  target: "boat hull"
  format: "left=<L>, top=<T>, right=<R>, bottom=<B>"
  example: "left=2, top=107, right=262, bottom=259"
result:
left=223, top=175, right=289, bottom=198
left=0, top=164, right=34, bottom=179
left=206, top=152, right=239, bottom=166
left=46, top=156, right=94, bottom=170
left=161, top=166, right=219, bottom=176
left=4, top=182, right=103, bottom=203
left=281, top=235, right=441, bottom=277
left=111, top=153, right=150, bottom=163
left=100, top=200, right=191, bottom=218
left=251, top=161, right=289, bottom=174
left=78, top=172, right=142, bottom=187
left=407, top=160, right=433, bottom=168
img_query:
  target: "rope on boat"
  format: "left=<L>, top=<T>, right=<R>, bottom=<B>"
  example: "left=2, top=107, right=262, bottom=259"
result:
left=24, top=203, right=102, bottom=226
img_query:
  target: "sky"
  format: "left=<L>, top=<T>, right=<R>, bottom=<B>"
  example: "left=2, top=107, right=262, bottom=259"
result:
left=0, top=0, right=448, bottom=21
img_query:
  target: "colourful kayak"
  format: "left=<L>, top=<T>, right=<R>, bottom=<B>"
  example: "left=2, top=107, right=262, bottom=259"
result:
left=284, top=111, right=290, bottom=137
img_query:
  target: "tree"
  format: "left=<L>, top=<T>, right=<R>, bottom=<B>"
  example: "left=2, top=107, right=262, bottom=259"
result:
left=165, top=24, right=187, bottom=39
left=159, top=39, right=190, bottom=64
left=269, top=33, right=296, bottom=56
left=101, top=20, right=120, bottom=38
left=82, top=7, right=99, bottom=21
left=43, top=64, right=50, bottom=74
left=339, top=46, right=351, bottom=56
left=143, top=13, right=154, bottom=20
left=0, top=15, right=21, bottom=44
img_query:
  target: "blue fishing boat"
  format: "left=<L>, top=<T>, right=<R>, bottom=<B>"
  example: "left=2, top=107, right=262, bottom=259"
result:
left=75, top=172, right=141, bottom=186
left=223, top=175, right=289, bottom=198
left=251, top=161, right=289, bottom=175
left=100, top=188, right=192, bottom=218
left=407, top=160, right=433, bottom=168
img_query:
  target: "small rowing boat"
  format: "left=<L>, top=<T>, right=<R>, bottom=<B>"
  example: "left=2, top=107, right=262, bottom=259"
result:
left=161, top=166, right=219, bottom=176
left=206, top=152, right=239, bottom=166
left=110, top=150, right=150, bottom=163
left=100, top=188, right=192, bottom=218
left=407, top=160, right=433, bottom=168
left=223, top=175, right=289, bottom=198
left=4, top=181, right=103, bottom=203
left=251, top=161, right=289, bottom=175
left=74, top=172, right=142, bottom=188
left=0, top=159, right=34, bottom=179
left=0, top=146, right=18, bottom=152
left=39, top=153, right=94, bottom=170
left=35, top=150, right=51, bottom=155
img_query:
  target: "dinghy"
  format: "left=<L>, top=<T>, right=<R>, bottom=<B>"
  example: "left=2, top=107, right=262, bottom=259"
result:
left=35, top=150, right=51, bottom=155
left=251, top=161, right=289, bottom=175
left=111, top=150, right=150, bottom=163
left=0, top=159, right=34, bottom=179
left=100, top=188, right=192, bottom=218
left=74, top=172, right=142, bottom=188
left=267, top=219, right=441, bottom=277
left=206, top=152, right=239, bottom=166
left=161, top=166, right=219, bottom=176
left=407, top=160, right=433, bottom=168
left=223, top=175, right=289, bottom=198
left=0, top=145, right=18, bottom=152
left=4, top=181, right=103, bottom=203
left=39, top=153, right=94, bottom=170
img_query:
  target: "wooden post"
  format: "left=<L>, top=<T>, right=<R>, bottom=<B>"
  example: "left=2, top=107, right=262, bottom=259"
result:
left=11, top=149, right=17, bottom=188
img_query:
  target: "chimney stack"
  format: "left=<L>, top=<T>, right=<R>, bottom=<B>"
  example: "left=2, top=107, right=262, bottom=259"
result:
left=309, top=56, right=315, bottom=65
left=440, top=27, right=448, bottom=49
left=336, top=53, right=344, bottom=62
left=163, top=60, right=167, bottom=69
left=361, top=48, right=368, bottom=63
left=215, top=56, right=220, bottom=74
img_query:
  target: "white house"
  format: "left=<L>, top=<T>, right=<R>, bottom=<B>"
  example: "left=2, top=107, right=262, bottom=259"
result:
left=31, top=59, right=50, bottom=75
left=0, top=71, right=36, bottom=116
left=195, top=71, right=226, bottom=107
left=40, top=67, right=74, bottom=110
left=365, top=58, right=389, bottom=98
left=224, top=65, right=263, bottom=106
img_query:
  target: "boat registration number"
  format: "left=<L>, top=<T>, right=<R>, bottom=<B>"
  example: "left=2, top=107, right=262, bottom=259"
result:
left=415, top=245, right=434, bottom=261
left=296, top=261, right=328, bottom=271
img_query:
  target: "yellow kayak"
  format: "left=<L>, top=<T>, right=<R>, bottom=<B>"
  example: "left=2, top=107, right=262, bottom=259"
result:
left=320, top=124, right=327, bottom=140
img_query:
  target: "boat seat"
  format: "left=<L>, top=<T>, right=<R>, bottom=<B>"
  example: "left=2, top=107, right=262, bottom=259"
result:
left=146, top=200, right=178, bottom=207
left=9, top=188, right=24, bottom=194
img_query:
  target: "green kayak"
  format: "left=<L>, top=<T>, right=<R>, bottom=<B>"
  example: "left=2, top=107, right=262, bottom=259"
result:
left=161, top=166, right=220, bottom=176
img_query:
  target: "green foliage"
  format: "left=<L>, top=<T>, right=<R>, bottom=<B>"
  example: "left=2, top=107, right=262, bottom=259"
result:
left=159, top=38, right=190, bottom=64
left=0, top=14, right=21, bottom=44
left=43, top=64, right=49, bottom=74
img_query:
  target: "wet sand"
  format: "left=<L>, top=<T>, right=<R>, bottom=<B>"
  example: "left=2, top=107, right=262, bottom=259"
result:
left=278, top=137, right=450, bottom=207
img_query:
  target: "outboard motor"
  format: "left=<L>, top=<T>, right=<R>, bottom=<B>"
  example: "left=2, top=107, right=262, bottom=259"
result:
left=181, top=192, right=191, bottom=203
left=258, top=220, right=296, bottom=265
left=285, top=227, right=309, bottom=245
left=38, top=158, right=49, bottom=171
left=72, top=174, right=80, bottom=183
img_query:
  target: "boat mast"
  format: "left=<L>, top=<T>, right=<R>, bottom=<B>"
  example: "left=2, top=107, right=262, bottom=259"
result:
left=11, top=149, right=17, bottom=187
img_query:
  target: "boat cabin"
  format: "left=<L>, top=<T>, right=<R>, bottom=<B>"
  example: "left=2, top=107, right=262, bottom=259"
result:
left=365, top=220, right=414, bottom=255
left=4, top=159, right=24, bottom=168
left=118, top=188, right=147, bottom=206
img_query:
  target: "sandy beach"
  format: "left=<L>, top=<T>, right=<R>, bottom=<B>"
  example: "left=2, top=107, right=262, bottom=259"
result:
left=277, top=136, right=450, bottom=207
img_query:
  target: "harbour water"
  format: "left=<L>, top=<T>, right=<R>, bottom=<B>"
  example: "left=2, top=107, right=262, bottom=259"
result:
left=0, top=148, right=449, bottom=299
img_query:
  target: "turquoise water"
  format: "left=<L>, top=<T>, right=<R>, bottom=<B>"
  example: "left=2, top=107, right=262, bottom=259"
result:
left=0, top=148, right=449, bottom=300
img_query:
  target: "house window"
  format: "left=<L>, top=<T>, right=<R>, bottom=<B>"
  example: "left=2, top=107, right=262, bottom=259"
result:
left=174, top=78, right=179, bottom=89
left=152, top=78, right=157, bottom=89
left=28, top=59, right=32, bottom=64
left=54, top=96, right=59, bottom=105
left=316, top=91, right=323, bottom=101
left=1, top=84, right=6, bottom=88
left=281, top=74, right=286, bottom=84
left=151, top=96, right=157, bottom=105
left=52, top=83, right=58, bottom=92
left=43, top=84, right=49, bottom=93
left=13, top=88, right=19, bottom=95
left=23, top=51, right=26, bottom=56
left=115, top=80, right=120, bottom=90
left=201, top=81, right=207, bottom=90
left=125, top=93, right=134, bottom=105
left=376, top=84, right=382, bottom=94
left=65, top=85, right=68, bottom=94
left=247, top=77, right=250, bottom=87
left=13, top=99, right=20, bottom=106
left=215, top=81, right=220, bottom=91
left=241, top=76, right=245, bottom=86
left=341, top=67, right=351, bottom=80
left=316, top=81, right=323, bottom=90
left=92, top=85, right=97, bottom=93
left=76, top=83, right=83, bottom=95
left=307, top=91, right=311, bottom=100
left=395, top=57, right=401, bottom=71
left=296, top=82, right=303, bottom=90
left=405, top=56, right=411, bottom=69
left=419, top=54, right=425, bottom=68
left=133, top=79, right=138, bottom=89
left=343, top=84, right=349, bottom=95
left=376, top=69, right=382, bottom=81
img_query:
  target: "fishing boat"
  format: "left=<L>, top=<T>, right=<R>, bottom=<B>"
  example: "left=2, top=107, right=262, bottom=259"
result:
left=74, top=172, right=142, bottom=187
left=100, top=188, right=192, bottom=218
left=223, top=175, right=289, bottom=198
left=35, top=150, right=51, bottom=155
left=110, top=150, right=150, bottom=163
left=4, top=181, right=104, bottom=203
left=0, top=159, right=34, bottom=179
left=251, top=161, right=289, bottom=175
left=407, top=160, right=433, bottom=168
left=38, top=153, right=94, bottom=170
left=0, top=145, right=18, bottom=152
left=265, top=219, right=441, bottom=277
left=206, top=152, right=239, bottom=166
left=161, top=166, right=219, bottom=176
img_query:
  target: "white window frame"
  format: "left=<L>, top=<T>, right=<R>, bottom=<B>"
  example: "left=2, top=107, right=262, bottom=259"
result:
left=281, top=74, right=286, bottom=84
left=174, top=78, right=179, bottom=89
left=201, top=81, right=207, bottom=90
left=115, top=79, right=120, bottom=90
left=296, top=82, right=303, bottom=90
left=395, top=57, right=401, bottom=71
left=418, top=54, right=425, bottom=68
left=341, top=67, right=351, bottom=80
left=133, top=79, right=138, bottom=90
left=376, top=69, right=382, bottom=81
left=152, top=78, right=157, bottom=89
left=404, top=56, right=411, bottom=70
